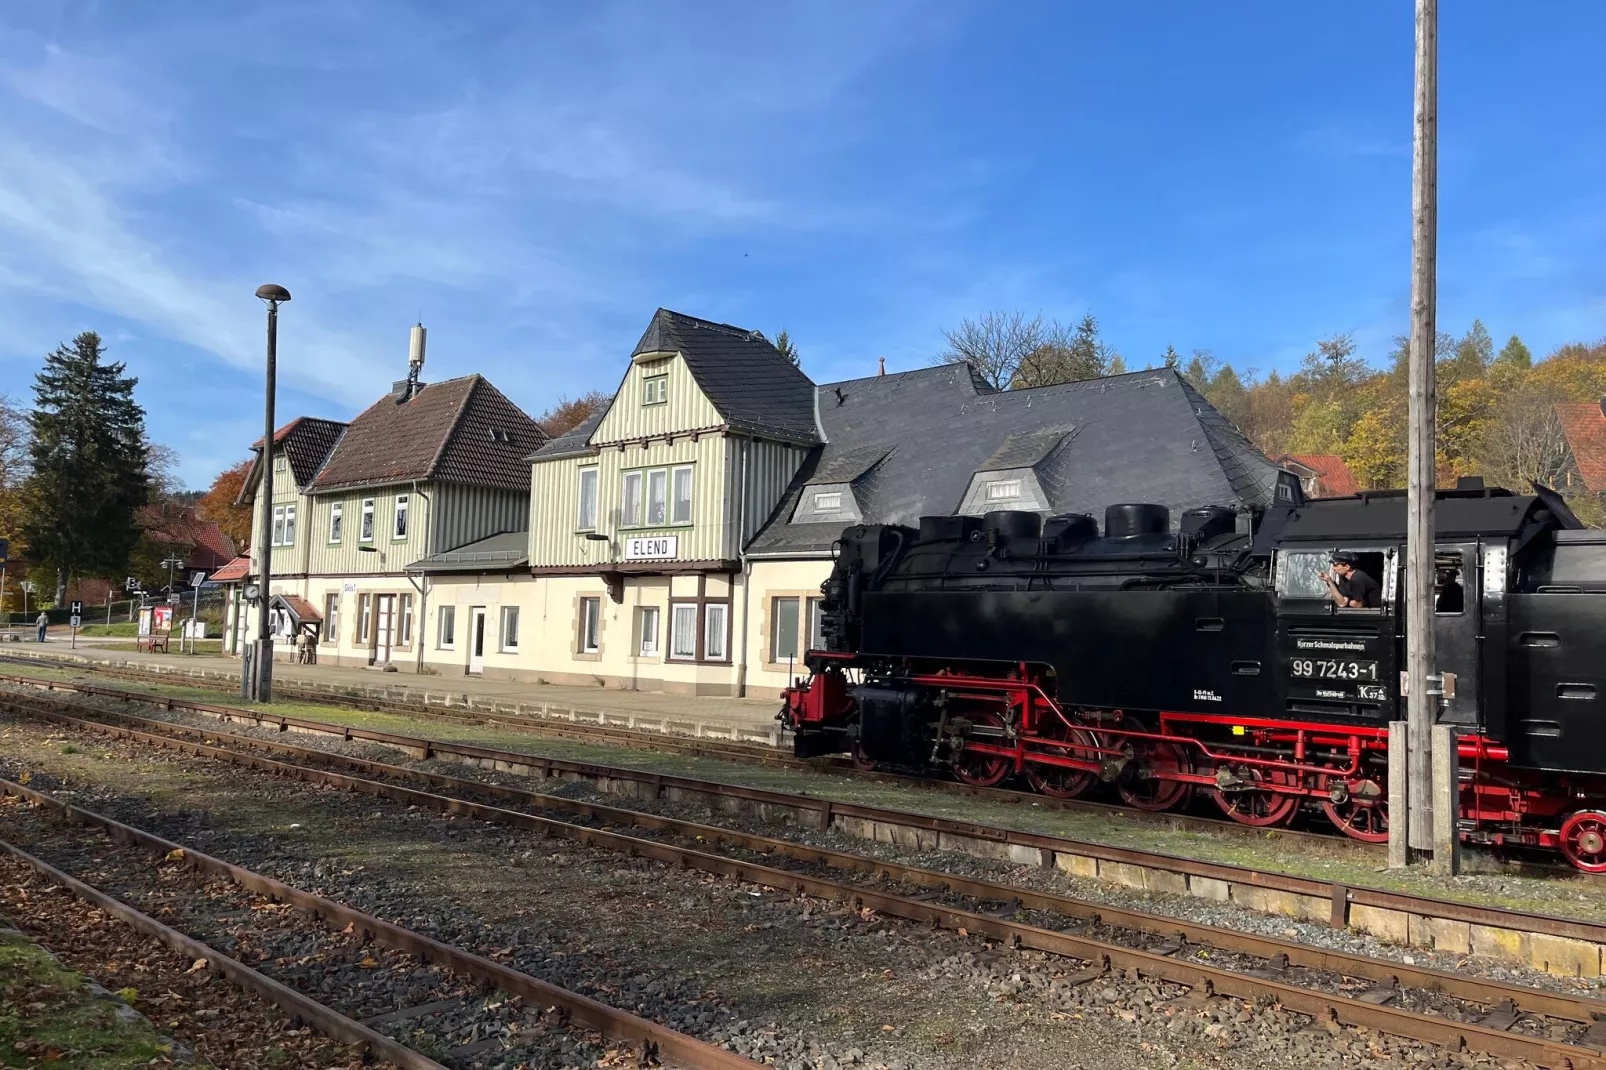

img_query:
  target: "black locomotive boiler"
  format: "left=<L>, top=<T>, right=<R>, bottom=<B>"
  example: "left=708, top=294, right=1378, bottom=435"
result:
left=780, top=483, right=1606, bottom=870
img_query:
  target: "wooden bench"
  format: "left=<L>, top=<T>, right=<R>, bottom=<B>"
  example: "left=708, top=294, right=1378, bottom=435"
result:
left=136, top=629, right=172, bottom=654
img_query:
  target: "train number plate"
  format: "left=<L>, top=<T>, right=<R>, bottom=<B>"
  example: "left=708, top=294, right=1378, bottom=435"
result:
left=1290, top=658, right=1378, bottom=681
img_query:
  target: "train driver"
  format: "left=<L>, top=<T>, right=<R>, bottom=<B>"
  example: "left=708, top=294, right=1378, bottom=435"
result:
left=1322, top=551, right=1380, bottom=609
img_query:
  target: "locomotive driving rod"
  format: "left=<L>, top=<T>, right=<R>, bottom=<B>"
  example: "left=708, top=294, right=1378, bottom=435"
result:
left=4, top=720, right=1603, bottom=1070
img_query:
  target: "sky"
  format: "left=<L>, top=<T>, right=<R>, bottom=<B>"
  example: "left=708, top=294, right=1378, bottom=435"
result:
left=1, top=2, right=1602, bottom=490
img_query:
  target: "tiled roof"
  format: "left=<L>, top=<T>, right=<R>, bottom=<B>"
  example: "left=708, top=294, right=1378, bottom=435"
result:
left=1276, top=453, right=1361, bottom=497
left=210, top=556, right=251, bottom=583
left=629, top=309, right=820, bottom=444
left=271, top=593, right=322, bottom=622
left=1556, top=403, right=1606, bottom=493
left=308, top=375, right=546, bottom=493
left=138, top=505, right=238, bottom=569
left=747, top=364, right=1296, bottom=556
left=251, top=417, right=347, bottom=487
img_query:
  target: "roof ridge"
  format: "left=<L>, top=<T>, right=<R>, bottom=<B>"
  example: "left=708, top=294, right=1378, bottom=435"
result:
left=656, top=307, right=758, bottom=340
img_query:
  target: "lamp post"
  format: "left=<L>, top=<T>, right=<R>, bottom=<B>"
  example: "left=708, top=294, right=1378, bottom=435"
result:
left=247, top=283, right=290, bottom=701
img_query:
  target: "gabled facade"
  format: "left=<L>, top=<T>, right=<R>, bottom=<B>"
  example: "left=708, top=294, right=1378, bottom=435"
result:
left=228, top=353, right=546, bottom=667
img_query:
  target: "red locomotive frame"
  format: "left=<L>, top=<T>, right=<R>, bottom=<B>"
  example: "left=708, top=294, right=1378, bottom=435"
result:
left=784, top=654, right=1606, bottom=871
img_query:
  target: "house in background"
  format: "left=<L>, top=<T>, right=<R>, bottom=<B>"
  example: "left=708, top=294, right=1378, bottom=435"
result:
left=1555, top=399, right=1606, bottom=499
left=230, top=334, right=547, bottom=666
left=1274, top=453, right=1360, bottom=498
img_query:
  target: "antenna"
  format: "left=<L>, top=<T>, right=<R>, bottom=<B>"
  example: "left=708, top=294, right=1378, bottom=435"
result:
left=404, top=323, right=427, bottom=400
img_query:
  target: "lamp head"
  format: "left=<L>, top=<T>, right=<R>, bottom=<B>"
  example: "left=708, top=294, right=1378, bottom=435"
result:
left=255, top=283, right=292, bottom=305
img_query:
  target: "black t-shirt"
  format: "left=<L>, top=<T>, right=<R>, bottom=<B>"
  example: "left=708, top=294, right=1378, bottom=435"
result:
left=1436, top=581, right=1464, bottom=613
left=1336, top=569, right=1380, bottom=608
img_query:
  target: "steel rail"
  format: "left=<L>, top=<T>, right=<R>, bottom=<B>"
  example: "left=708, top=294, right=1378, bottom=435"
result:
left=2, top=753, right=1597, bottom=1069
left=21, top=693, right=1606, bottom=1030
left=0, top=661, right=1360, bottom=849
left=0, top=835, right=446, bottom=1070
left=1, top=674, right=1600, bottom=949
left=0, top=777, right=761, bottom=1070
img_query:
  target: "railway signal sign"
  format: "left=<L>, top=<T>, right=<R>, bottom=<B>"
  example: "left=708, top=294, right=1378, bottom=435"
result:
left=69, top=615, right=82, bottom=629
left=70, top=600, right=82, bottom=616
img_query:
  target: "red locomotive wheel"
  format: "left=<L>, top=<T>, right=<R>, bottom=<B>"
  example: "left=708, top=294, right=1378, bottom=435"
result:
left=1560, top=811, right=1606, bottom=873
left=952, top=712, right=1014, bottom=788
left=1211, top=767, right=1299, bottom=827
left=1025, top=725, right=1100, bottom=799
left=1114, top=719, right=1191, bottom=812
left=1321, top=780, right=1389, bottom=843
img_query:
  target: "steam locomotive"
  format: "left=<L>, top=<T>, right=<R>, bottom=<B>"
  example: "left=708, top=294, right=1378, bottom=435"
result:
left=779, top=482, right=1606, bottom=870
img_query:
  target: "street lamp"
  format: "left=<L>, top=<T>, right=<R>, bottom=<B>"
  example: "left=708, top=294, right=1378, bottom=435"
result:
left=246, top=283, right=290, bottom=702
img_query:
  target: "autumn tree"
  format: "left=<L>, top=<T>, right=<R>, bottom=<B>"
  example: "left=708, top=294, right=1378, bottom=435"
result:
left=0, top=395, right=27, bottom=613
left=936, top=311, right=1113, bottom=390
left=1495, top=335, right=1532, bottom=371
left=196, top=458, right=254, bottom=550
left=537, top=390, right=613, bottom=438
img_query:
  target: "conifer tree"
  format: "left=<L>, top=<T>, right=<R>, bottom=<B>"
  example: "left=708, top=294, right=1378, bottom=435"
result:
left=774, top=330, right=800, bottom=366
left=21, top=332, right=151, bottom=602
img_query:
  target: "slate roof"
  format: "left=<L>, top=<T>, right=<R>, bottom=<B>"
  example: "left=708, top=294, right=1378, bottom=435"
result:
left=242, top=416, right=347, bottom=500
left=1556, top=402, right=1606, bottom=493
left=746, top=364, right=1297, bottom=556
left=1276, top=453, right=1361, bottom=497
left=529, top=410, right=605, bottom=462
left=624, top=309, right=820, bottom=445
left=308, top=375, right=546, bottom=493
left=406, top=530, right=530, bottom=573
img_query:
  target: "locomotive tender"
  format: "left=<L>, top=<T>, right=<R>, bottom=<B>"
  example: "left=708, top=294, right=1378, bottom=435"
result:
left=780, top=482, right=1606, bottom=870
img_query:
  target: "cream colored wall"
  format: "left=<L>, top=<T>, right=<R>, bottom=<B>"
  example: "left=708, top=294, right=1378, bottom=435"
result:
left=590, top=352, right=722, bottom=445
left=743, top=557, right=833, bottom=699
left=528, top=435, right=731, bottom=567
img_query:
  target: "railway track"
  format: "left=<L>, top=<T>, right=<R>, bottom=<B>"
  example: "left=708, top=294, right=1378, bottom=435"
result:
left=2, top=676, right=1600, bottom=968
left=8, top=693, right=1606, bottom=1070
left=0, top=773, right=762, bottom=1070
left=0, top=658, right=1375, bottom=852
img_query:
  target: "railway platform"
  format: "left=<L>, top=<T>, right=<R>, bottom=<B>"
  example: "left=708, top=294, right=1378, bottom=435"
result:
left=1, top=645, right=785, bottom=743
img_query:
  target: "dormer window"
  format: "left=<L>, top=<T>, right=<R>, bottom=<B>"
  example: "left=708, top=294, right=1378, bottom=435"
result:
left=642, top=375, right=668, bottom=406
left=984, top=479, right=1021, bottom=501
left=813, top=491, right=841, bottom=511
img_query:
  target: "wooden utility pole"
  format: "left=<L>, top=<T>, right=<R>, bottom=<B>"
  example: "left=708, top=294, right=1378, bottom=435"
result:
left=1399, top=0, right=1441, bottom=866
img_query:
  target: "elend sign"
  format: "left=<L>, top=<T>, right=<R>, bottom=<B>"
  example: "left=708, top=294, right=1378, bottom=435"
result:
left=624, top=535, right=678, bottom=561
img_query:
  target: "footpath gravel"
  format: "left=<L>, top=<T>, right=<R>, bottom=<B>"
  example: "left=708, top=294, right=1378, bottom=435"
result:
left=0, top=710, right=1546, bottom=1070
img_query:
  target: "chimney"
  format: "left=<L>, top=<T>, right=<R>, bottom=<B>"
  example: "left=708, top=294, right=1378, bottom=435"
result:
left=877, top=356, right=885, bottom=377
left=400, top=323, right=428, bottom=401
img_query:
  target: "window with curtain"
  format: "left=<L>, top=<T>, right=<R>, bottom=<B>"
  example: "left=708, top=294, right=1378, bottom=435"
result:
left=622, top=472, right=643, bottom=527
left=360, top=499, right=375, bottom=541
left=670, top=603, right=698, bottom=659
left=637, top=606, right=659, bottom=656
left=329, top=502, right=342, bottom=544
left=671, top=466, right=693, bottom=524
left=283, top=504, right=296, bottom=545
left=578, top=597, right=600, bottom=653
left=576, top=467, right=598, bottom=530
left=704, top=603, right=728, bottom=661
left=271, top=506, right=285, bottom=546
left=646, top=469, right=667, bottom=525
left=393, top=495, right=409, bottom=539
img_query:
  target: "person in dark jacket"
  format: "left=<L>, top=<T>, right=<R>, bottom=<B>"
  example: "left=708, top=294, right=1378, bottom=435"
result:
left=1323, top=551, right=1380, bottom=609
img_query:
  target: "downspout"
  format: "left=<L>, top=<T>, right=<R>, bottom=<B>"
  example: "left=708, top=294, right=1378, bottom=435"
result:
left=408, top=480, right=432, bottom=673
left=736, top=436, right=752, bottom=697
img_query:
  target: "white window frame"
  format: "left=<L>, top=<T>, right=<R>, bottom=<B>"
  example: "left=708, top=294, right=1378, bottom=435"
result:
left=985, top=479, right=1022, bottom=501
left=323, top=593, right=340, bottom=645
left=360, top=498, right=375, bottom=542
left=637, top=605, right=660, bottom=657
left=500, top=605, right=520, bottom=652
left=646, top=468, right=667, bottom=526
left=642, top=374, right=668, bottom=405
left=704, top=602, right=729, bottom=662
left=357, top=594, right=372, bottom=643
left=669, top=603, right=698, bottom=660
left=576, top=467, right=599, bottom=531
left=437, top=605, right=456, bottom=650
left=812, top=491, right=841, bottom=511
left=621, top=471, right=643, bottom=528
left=670, top=465, right=693, bottom=525
left=578, top=597, right=601, bottom=653
left=283, top=504, right=296, bottom=546
left=399, top=593, right=414, bottom=646
left=328, top=502, right=343, bottom=544
left=271, top=505, right=286, bottom=546
left=393, top=494, right=409, bottom=541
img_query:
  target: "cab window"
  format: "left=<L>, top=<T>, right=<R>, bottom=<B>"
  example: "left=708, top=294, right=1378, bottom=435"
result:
left=1277, top=548, right=1387, bottom=610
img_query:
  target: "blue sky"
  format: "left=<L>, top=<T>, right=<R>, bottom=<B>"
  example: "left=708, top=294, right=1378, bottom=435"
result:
left=1, top=2, right=1602, bottom=490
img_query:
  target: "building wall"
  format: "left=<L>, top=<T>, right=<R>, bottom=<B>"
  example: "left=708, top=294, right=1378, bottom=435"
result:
left=743, top=557, right=833, bottom=699
left=528, top=435, right=732, bottom=567
left=731, top=438, right=813, bottom=552
left=432, top=483, right=529, bottom=552
left=590, top=352, right=723, bottom=445
left=303, top=485, right=434, bottom=576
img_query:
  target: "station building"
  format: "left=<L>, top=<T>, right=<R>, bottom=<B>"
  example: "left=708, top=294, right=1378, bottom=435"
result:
left=231, top=308, right=1299, bottom=700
